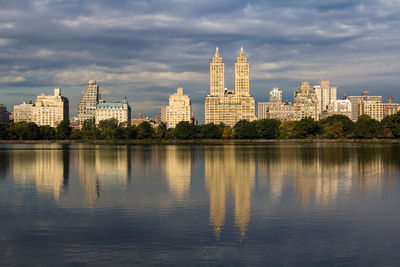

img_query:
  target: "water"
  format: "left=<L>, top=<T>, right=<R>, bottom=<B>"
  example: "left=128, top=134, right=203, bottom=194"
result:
left=1, top=143, right=400, bottom=266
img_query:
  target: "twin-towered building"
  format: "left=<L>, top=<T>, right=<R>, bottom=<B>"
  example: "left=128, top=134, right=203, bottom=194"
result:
left=205, top=47, right=256, bottom=127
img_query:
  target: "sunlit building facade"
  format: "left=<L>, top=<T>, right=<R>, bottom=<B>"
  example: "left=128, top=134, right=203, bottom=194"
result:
left=95, top=99, right=131, bottom=126
left=294, top=81, right=318, bottom=120
left=14, top=102, right=34, bottom=123
left=348, top=91, right=382, bottom=121
left=327, top=99, right=352, bottom=118
left=164, top=87, right=192, bottom=128
left=205, top=47, right=256, bottom=127
left=78, top=80, right=99, bottom=126
left=32, top=88, right=69, bottom=127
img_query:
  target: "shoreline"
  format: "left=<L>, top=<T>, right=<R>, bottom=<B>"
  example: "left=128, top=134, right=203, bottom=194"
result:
left=1, top=139, right=400, bottom=145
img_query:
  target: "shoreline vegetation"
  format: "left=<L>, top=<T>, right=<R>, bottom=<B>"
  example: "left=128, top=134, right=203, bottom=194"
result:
left=1, top=113, right=400, bottom=143
left=1, top=139, right=400, bottom=144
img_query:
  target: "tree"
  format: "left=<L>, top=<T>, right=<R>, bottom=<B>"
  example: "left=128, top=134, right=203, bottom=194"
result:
left=126, top=125, right=138, bottom=139
left=279, top=121, right=296, bottom=139
left=0, top=123, right=9, bottom=140
left=153, top=122, right=167, bottom=139
left=174, top=121, right=197, bottom=139
left=381, top=112, right=400, bottom=138
left=323, top=121, right=344, bottom=139
left=256, top=119, right=281, bottom=139
left=81, top=119, right=100, bottom=139
left=40, top=125, right=56, bottom=140
left=233, top=120, right=257, bottom=139
left=137, top=121, right=154, bottom=139
left=294, top=117, right=321, bottom=138
left=320, top=115, right=355, bottom=137
left=352, top=114, right=381, bottom=139
left=222, top=126, right=232, bottom=139
left=98, top=118, right=119, bottom=139
left=56, top=120, right=71, bottom=139
left=198, top=123, right=222, bottom=139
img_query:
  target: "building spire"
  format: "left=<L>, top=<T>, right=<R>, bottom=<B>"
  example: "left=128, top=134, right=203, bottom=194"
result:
left=240, top=46, right=244, bottom=57
left=215, top=46, right=220, bottom=57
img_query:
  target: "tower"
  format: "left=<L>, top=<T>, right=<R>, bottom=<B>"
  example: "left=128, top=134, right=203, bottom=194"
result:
left=235, top=47, right=250, bottom=96
left=78, top=80, right=99, bottom=126
left=210, top=47, right=225, bottom=96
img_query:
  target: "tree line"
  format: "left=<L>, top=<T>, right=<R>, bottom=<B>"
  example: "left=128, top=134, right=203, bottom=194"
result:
left=1, top=113, right=400, bottom=140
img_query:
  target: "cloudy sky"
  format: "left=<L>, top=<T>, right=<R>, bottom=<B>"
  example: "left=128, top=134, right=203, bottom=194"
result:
left=1, top=0, right=399, bottom=121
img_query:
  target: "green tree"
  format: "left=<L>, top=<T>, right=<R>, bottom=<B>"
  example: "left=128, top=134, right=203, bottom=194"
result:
left=70, top=128, right=82, bottom=140
left=56, top=120, right=71, bottom=139
left=233, top=120, right=257, bottom=139
left=98, top=118, right=120, bottom=140
left=81, top=119, right=100, bottom=139
left=279, top=121, right=296, bottom=139
left=352, top=114, right=381, bottom=139
left=294, top=117, right=321, bottom=138
left=381, top=112, right=400, bottom=138
left=137, top=121, right=154, bottom=139
left=256, top=119, right=281, bottom=139
left=323, top=121, right=344, bottom=139
left=198, top=123, right=222, bottom=139
left=126, top=125, right=138, bottom=139
left=174, top=121, right=197, bottom=139
left=0, top=123, right=9, bottom=140
left=320, top=115, right=355, bottom=137
left=153, top=122, right=167, bottom=139
left=222, top=126, right=232, bottom=139
left=40, top=125, right=56, bottom=140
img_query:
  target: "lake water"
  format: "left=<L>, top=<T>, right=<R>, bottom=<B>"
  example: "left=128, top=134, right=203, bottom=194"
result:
left=1, top=143, right=400, bottom=266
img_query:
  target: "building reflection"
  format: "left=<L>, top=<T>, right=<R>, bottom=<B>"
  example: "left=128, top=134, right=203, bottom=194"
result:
left=163, top=146, right=192, bottom=200
left=205, top=146, right=255, bottom=237
left=78, top=145, right=130, bottom=204
left=12, top=144, right=69, bottom=200
left=256, top=144, right=391, bottom=209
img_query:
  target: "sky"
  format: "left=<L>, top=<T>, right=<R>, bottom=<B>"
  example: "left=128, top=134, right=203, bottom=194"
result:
left=0, top=0, right=400, bottom=121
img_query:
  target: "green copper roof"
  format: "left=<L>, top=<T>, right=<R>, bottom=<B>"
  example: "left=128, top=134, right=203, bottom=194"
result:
left=97, top=102, right=125, bottom=108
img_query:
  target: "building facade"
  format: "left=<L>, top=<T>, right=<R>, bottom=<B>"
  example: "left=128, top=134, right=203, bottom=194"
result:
left=14, top=102, right=34, bottom=123
left=95, top=99, right=131, bottom=126
left=360, top=100, right=384, bottom=121
left=327, top=99, right=352, bottom=118
left=348, top=91, right=382, bottom=121
left=269, top=87, right=282, bottom=103
left=205, top=47, right=256, bottom=127
left=314, top=80, right=337, bottom=115
left=258, top=101, right=294, bottom=121
left=164, top=87, right=192, bottom=128
left=383, top=96, right=399, bottom=117
left=32, top=88, right=69, bottom=127
left=0, top=104, right=10, bottom=122
left=293, top=81, right=318, bottom=120
left=78, top=80, right=99, bottom=125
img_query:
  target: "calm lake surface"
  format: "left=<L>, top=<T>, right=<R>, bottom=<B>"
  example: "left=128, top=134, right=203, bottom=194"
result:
left=1, top=143, right=400, bottom=266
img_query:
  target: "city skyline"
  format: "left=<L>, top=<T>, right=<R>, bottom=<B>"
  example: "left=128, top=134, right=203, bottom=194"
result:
left=0, top=0, right=399, bottom=122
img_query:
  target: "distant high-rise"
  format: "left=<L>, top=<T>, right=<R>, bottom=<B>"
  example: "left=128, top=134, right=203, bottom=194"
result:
left=235, top=47, right=250, bottom=96
left=205, top=47, right=255, bottom=127
left=313, top=80, right=337, bottom=117
left=78, top=80, right=99, bottom=126
left=0, top=104, right=10, bottom=122
left=294, top=81, right=318, bottom=120
left=348, top=91, right=382, bottom=121
left=269, top=87, right=282, bottom=103
left=164, top=87, right=192, bottom=128
left=95, top=98, right=131, bottom=126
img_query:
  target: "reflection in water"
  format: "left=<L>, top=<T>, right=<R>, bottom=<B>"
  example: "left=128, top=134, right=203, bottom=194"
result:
left=78, top=145, right=130, bottom=204
left=11, top=144, right=69, bottom=200
left=205, top=146, right=255, bottom=237
left=163, top=146, right=192, bottom=200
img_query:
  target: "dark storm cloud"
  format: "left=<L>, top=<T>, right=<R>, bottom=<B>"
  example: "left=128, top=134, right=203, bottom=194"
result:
left=0, top=0, right=399, bottom=120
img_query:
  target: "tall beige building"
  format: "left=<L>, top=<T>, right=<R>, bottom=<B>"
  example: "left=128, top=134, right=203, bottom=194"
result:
left=14, top=102, right=34, bottom=123
left=32, top=88, right=69, bottom=127
left=294, top=81, right=318, bottom=120
left=314, top=80, right=337, bottom=114
left=14, top=89, right=69, bottom=127
left=164, top=87, right=192, bottom=128
left=95, top=99, right=131, bottom=126
left=258, top=87, right=294, bottom=121
left=78, top=80, right=99, bottom=125
left=205, top=47, right=256, bottom=127
left=327, top=99, right=352, bottom=118
left=348, top=91, right=382, bottom=121
left=269, top=87, right=282, bottom=103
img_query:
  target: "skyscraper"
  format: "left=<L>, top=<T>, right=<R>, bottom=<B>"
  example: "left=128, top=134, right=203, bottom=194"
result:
left=205, top=47, right=255, bottom=127
left=78, top=80, right=99, bottom=126
left=294, top=81, right=318, bottom=120
left=164, top=87, right=192, bottom=128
